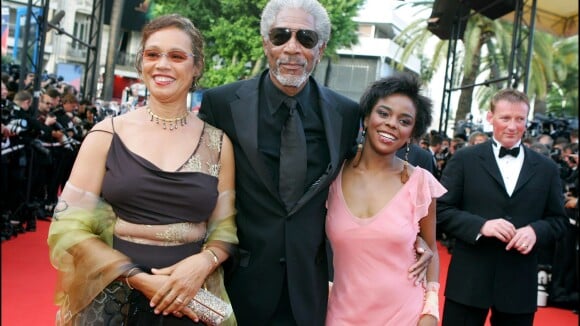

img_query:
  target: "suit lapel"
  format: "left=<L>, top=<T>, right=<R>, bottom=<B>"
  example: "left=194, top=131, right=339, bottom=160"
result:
left=512, top=147, right=539, bottom=195
left=290, top=82, right=344, bottom=214
left=478, top=141, right=506, bottom=190
left=231, top=77, right=279, bottom=197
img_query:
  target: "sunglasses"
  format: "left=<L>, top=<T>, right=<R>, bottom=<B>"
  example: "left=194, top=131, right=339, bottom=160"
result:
left=142, top=49, right=195, bottom=63
left=268, top=28, right=319, bottom=49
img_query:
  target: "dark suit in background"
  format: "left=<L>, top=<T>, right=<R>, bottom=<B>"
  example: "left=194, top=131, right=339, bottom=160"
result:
left=396, top=142, right=437, bottom=175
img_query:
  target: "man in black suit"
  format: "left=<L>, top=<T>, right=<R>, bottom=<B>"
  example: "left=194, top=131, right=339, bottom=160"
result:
left=437, top=88, right=567, bottom=325
left=198, top=1, right=432, bottom=324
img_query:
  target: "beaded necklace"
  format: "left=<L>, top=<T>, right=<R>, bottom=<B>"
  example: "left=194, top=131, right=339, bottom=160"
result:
left=146, top=107, right=188, bottom=130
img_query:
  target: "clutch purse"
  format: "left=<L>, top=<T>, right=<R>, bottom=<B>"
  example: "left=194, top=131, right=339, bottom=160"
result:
left=187, top=287, right=233, bottom=326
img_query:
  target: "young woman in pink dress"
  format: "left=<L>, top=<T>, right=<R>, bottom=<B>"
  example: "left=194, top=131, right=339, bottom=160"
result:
left=326, top=73, right=446, bottom=325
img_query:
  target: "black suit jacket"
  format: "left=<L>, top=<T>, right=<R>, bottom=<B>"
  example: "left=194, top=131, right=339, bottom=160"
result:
left=198, top=71, right=360, bottom=325
left=437, top=140, right=567, bottom=313
left=396, top=142, right=437, bottom=175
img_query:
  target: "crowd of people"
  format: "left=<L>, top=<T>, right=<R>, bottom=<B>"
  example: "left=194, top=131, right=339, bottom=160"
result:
left=2, top=0, right=578, bottom=325
left=1, top=65, right=115, bottom=240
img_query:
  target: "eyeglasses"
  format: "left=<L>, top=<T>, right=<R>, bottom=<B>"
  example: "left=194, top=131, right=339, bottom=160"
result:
left=141, top=49, right=195, bottom=63
left=268, top=28, right=319, bottom=49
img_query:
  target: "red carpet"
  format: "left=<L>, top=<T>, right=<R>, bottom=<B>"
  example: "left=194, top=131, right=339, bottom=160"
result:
left=1, top=221, right=578, bottom=325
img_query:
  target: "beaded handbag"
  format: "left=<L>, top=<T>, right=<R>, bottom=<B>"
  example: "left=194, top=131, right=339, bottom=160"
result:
left=187, top=287, right=233, bottom=325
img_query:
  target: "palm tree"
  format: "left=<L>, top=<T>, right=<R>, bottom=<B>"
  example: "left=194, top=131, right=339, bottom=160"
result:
left=393, top=0, right=568, bottom=132
left=102, top=0, right=125, bottom=101
left=545, top=36, right=578, bottom=117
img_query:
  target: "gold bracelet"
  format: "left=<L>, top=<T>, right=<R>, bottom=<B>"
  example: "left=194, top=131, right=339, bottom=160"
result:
left=204, top=248, right=219, bottom=267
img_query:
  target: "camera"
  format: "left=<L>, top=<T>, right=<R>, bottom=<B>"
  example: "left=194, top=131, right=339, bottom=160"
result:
left=30, top=138, right=51, bottom=157
left=436, top=147, right=449, bottom=161
left=1, top=107, right=11, bottom=123
left=566, top=183, right=577, bottom=197
left=6, top=119, right=28, bottom=135
left=47, top=115, right=80, bottom=151
left=550, top=147, right=563, bottom=161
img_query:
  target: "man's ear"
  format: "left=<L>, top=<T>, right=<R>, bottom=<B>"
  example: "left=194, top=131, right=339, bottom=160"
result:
left=317, top=42, right=327, bottom=61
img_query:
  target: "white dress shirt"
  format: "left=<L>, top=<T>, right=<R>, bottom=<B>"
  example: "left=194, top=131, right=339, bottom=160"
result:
left=492, top=138, right=525, bottom=197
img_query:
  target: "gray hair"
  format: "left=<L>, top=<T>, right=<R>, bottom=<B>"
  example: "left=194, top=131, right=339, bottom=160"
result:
left=260, top=0, right=331, bottom=45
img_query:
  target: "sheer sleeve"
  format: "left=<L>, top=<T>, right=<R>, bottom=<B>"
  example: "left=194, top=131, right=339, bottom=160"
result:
left=47, top=182, right=130, bottom=323
left=204, top=189, right=238, bottom=255
left=202, top=189, right=238, bottom=326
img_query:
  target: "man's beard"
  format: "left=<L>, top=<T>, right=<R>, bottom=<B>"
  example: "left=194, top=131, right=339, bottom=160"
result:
left=271, top=58, right=313, bottom=87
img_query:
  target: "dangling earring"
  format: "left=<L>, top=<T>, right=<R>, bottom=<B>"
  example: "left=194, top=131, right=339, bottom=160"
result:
left=353, top=128, right=366, bottom=168
left=401, top=141, right=410, bottom=184
left=357, top=128, right=366, bottom=152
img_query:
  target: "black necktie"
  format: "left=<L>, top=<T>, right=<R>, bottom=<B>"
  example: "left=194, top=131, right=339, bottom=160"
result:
left=279, top=98, right=307, bottom=211
left=499, top=146, right=520, bottom=158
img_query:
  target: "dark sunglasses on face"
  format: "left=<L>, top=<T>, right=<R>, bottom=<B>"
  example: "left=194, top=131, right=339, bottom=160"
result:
left=268, top=28, right=319, bottom=49
left=142, top=49, right=195, bottom=63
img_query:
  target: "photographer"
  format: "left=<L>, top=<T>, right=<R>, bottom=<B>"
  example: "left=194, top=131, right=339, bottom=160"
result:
left=46, top=93, right=81, bottom=212
left=428, top=132, right=445, bottom=179
left=1, top=90, right=55, bottom=234
left=549, top=142, right=579, bottom=309
left=33, top=91, right=63, bottom=218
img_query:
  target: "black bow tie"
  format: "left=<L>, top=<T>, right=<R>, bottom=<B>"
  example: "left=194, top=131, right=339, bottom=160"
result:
left=499, top=146, right=520, bottom=158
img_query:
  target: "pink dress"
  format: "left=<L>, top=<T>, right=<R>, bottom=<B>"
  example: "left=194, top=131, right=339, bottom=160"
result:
left=325, top=166, right=446, bottom=325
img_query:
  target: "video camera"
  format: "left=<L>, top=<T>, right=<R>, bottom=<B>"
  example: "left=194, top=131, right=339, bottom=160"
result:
left=5, top=119, right=28, bottom=135
left=529, top=113, right=576, bottom=140
left=47, top=111, right=80, bottom=151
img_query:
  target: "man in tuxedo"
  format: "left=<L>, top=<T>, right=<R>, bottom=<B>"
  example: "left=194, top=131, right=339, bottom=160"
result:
left=437, top=88, right=567, bottom=325
left=198, top=1, right=432, bottom=324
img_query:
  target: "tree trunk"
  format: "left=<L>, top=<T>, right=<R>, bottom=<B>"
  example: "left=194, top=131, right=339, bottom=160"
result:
left=102, top=0, right=124, bottom=101
left=485, top=38, right=503, bottom=89
left=251, top=57, right=264, bottom=77
left=533, top=98, right=547, bottom=116
left=454, top=32, right=490, bottom=132
left=455, top=54, right=481, bottom=130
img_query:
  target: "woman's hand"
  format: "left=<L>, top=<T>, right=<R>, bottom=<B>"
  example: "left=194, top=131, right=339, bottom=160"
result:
left=129, top=272, right=168, bottom=300
left=408, top=236, right=433, bottom=285
left=128, top=272, right=201, bottom=321
left=149, top=252, right=213, bottom=317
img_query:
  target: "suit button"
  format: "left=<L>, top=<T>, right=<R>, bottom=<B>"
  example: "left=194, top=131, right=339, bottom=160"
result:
left=279, top=257, right=286, bottom=264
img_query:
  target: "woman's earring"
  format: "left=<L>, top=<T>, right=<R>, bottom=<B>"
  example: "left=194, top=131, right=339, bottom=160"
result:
left=353, top=128, right=366, bottom=167
left=401, top=141, right=410, bottom=184
left=357, top=129, right=366, bottom=152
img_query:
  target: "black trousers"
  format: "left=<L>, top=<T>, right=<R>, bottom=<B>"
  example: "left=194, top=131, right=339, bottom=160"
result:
left=442, top=298, right=534, bottom=326
left=269, top=271, right=297, bottom=326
